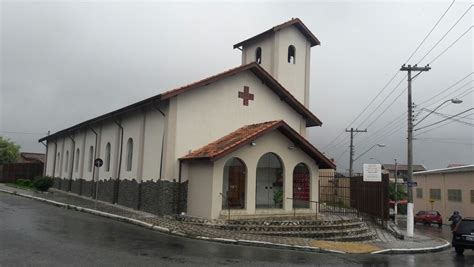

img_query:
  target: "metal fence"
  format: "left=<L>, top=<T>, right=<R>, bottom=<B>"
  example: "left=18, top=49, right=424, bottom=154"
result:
left=318, top=173, right=389, bottom=221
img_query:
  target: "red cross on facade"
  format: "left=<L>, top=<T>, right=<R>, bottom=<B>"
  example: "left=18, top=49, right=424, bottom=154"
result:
left=238, top=86, right=254, bottom=106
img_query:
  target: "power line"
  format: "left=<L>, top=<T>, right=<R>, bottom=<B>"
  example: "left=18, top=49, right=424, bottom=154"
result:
left=404, top=0, right=457, bottom=63
left=414, top=112, right=473, bottom=136
left=417, top=73, right=473, bottom=106
left=322, top=71, right=401, bottom=150
left=420, top=108, right=474, bottom=126
left=415, top=139, right=474, bottom=146
left=416, top=4, right=473, bottom=64
left=415, top=108, right=474, bottom=131
left=355, top=75, right=407, bottom=129
left=429, top=26, right=473, bottom=64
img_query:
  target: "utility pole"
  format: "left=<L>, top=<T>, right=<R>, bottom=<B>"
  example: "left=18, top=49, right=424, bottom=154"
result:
left=394, top=159, right=398, bottom=223
left=400, top=64, right=431, bottom=238
left=345, top=128, right=367, bottom=178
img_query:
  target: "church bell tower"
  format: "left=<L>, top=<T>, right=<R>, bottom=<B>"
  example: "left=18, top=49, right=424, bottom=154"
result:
left=233, top=18, right=320, bottom=108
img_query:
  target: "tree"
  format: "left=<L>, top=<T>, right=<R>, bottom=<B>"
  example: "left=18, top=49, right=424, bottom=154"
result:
left=389, top=182, right=406, bottom=201
left=0, top=136, right=20, bottom=164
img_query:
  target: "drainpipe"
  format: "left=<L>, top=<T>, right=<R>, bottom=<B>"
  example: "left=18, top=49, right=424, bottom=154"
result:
left=152, top=104, right=166, bottom=180
left=113, top=118, right=124, bottom=204
left=177, top=160, right=182, bottom=214
left=67, top=132, right=75, bottom=192
left=88, top=125, right=99, bottom=198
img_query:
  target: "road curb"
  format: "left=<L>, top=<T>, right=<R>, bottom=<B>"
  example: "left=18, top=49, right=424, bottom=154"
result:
left=0, top=188, right=449, bottom=255
left=370, top=239, right=451, bottom=254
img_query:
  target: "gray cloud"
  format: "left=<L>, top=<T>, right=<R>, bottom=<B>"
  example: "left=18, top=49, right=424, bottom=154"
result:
left=1, top=1, right=472, bottom=172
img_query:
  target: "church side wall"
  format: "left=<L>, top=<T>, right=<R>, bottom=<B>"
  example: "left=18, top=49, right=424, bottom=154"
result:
left=45, top=142, right=56, bottom=176
left=142, top=106, right=166, bottom=181
left=43, top=103, right=180, bottom=215
left=173, top=70, right=306, bottom=181
left=186, top=161, right=214, bottom=219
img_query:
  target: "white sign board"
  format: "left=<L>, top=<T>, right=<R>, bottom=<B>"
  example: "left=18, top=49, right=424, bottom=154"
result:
left=363, top=164, right=382, bottom=182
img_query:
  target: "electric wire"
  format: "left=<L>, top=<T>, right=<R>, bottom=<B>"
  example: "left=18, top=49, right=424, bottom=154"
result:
left=416, top=4, right=473, bottom=64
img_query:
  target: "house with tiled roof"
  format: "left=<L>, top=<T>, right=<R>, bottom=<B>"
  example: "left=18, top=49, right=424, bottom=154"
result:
left=39, top=18, right=335, bottom=219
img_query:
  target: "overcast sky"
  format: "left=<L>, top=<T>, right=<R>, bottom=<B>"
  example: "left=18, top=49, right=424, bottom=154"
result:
left=1, top=0, right=472, bottom=172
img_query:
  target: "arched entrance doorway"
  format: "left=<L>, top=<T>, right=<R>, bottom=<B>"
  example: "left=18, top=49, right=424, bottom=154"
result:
left=256, top=153, right=284, bottom=209
left=222, top=158, right=246, bottom=209
left=293, top=163, right=310, bottom=208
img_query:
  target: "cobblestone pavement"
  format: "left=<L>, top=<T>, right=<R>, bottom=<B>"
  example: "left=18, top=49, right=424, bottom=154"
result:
left=0, top=184, right=449, bottom=253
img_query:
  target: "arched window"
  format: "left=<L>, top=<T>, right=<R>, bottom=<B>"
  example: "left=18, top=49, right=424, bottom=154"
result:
left=222, top=157, right=246, bottom=209
left=56, top=152, right=61, bottom=171
left=256, top=153, right=284, bottom=209
left=88, top=146, right=94, bottom=172
left=293, top=163, right=310, bottom=208
left=65, top=150, right=69, bottom=172
left=288, top=45, right=296, bottom=64
left=126, top=138, right=133, bottom=172
left=105, top=143, right=111, bottom=172
left=255, top=47, right=262, bottom=64
left=75, top=148, right=80, bottom=172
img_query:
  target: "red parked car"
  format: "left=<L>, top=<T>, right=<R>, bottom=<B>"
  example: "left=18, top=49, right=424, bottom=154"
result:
left=414, top=210, right=443, bottom=227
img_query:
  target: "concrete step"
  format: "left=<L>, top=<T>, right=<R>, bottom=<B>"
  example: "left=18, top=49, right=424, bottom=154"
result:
left=213, top=221, right=367, bottom=232
left=254, top=226, right=370, bottom=238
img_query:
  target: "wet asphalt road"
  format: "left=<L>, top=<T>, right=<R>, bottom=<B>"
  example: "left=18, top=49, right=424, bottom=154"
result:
left=0, top=193, right=473, bottom=266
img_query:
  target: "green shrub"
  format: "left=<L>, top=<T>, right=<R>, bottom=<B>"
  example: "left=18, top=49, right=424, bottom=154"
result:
left=15, top=179, right=32, bottom=187
left=32, top=176, right=53, bottom=192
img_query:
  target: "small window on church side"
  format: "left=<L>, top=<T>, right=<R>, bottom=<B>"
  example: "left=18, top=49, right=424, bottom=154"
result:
left=288, top=45, right=296, bottom=64
left=105, top=143, right=111, bottom=172
left=75, top=148, right=80, bottom=172
left=88, top=146, right=94, bottom=172
left=255, top=47, right=262, bottom=64
left=126, top=138, right=133, bottom=172
left=65, top=150, right=69, bottom=172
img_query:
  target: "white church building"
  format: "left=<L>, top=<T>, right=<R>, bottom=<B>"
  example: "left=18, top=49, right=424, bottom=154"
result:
left=40, top=18, right=335, bottom=220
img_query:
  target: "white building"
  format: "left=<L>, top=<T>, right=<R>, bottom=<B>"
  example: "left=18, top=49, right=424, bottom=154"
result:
left=40, top=18, right=335, bottom=219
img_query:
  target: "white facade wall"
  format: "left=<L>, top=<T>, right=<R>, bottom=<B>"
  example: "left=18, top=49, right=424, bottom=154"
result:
left=72, top=129, right=85, bottom=180
left=119, top=110, right=142, bottom=180
left=45, top=142, right=56, bottom=176
left=274, top=27, right=310, bottom=107
left=61, top=137, right=73, bottom=179
left=171, top=71, right=307, bottom=182
left=241, top=27, right=311, bottom=107
left=142, top=105, right=167, bottom=181
left=82, top=127, right=99, bottom=181
left=186, top=131, right=319, bottom=219
left=98, top=121, right=120, bottom=181
left=242, top=37, right=274, bottom=74
left=187, top=161, right=215, bottom=218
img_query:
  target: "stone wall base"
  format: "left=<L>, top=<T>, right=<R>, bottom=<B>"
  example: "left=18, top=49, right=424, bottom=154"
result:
left=50, top=177, right=188, bottom=216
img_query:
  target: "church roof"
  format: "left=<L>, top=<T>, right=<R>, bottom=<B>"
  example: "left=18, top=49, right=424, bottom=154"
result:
left=39, top=62, right=322, bottom=142
left=180, top=120, right=336, bottom=169
left=233, top=18, right=321, bottom=49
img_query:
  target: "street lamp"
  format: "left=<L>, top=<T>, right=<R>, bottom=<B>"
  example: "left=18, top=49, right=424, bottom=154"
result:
left=369, top=157, right=383, bottom=164
left=406, top=98, right=462, bottom=238
left=415, top=98, right=463, bottom=127
left=354, top=144, right=385, bottom=162
left=350, top=144, right=385, bottom=176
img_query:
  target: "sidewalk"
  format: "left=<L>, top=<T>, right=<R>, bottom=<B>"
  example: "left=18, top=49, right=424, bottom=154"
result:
left=0, top=184, right=450, bottom=254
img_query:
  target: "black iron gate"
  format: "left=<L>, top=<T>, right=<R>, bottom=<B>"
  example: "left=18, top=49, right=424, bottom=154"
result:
left=319, top=173, right=389, bottom=221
